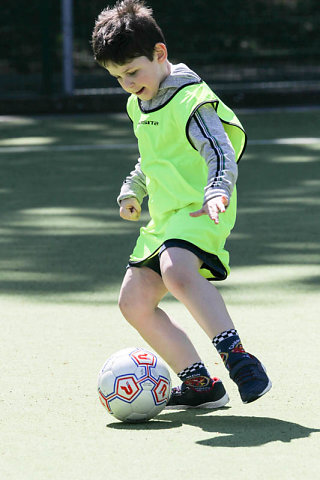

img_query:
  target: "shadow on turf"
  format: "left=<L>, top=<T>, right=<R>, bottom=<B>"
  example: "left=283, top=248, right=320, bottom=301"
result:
left=1, top=113, right=320, bottom=301
left=107, top=410, right=320, bottom=447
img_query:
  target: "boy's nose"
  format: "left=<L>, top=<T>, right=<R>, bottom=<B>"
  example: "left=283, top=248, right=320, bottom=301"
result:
left=123, top=77, right=135, bottom=90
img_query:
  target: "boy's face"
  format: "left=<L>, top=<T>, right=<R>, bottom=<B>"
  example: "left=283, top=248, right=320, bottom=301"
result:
left=105, top=44, right=169, bottom=101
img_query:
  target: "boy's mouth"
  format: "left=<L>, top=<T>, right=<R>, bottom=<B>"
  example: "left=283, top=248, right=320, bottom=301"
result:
left=135, top=87, right=145, bottom=95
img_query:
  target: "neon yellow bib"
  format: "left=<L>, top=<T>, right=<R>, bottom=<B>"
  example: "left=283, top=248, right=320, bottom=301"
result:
left=127, top=81, right=246, bottom=278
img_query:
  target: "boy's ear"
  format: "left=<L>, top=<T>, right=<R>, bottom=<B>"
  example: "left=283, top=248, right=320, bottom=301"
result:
left=154, top=43, right=168, bottom=63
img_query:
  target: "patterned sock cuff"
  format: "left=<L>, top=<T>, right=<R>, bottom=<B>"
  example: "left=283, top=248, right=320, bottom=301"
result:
left=178, top=362, right=208, bottom=380
left=212, top=329, right=238, bottom=347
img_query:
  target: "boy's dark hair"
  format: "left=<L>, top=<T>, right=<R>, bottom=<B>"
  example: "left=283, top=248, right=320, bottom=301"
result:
left=92, top=0, right=166, bottom=67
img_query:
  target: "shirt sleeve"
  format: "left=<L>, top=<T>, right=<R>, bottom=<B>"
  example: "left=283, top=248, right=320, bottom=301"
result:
left=188, top=103, right=238, bottom=204
left=117, top=157, right=147, bottom=206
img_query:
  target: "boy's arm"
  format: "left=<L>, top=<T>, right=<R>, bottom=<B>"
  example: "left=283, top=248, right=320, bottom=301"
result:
left=188, top=103, right=238, bottom=223
left=117, top=158, right=147, bottom=221
left=117, top=157, right=147, bottom=205
left=189, top=103, right=238, bottom=203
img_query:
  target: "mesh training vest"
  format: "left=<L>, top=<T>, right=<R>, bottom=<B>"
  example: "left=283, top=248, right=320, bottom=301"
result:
left=126, top=81, right=246, bottom=279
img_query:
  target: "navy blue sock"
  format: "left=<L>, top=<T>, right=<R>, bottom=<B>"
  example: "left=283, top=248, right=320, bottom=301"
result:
left=178, top=362, right=212, bottom=391
left=213, top=329, right=251, bottom=371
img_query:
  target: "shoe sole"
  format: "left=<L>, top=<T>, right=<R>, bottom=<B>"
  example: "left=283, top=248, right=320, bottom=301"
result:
left=165, top=392, right=230, bottom=410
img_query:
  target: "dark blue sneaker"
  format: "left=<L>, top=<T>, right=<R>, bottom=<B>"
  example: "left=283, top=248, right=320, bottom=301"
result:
left=166, top=377, right=229, bottom=409
left=229, top=355, right=272, bottom=403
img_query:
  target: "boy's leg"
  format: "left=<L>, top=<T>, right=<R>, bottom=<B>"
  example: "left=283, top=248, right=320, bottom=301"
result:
left=160, top=247, right=234, bottom=338
left=160, top=247, right=271, bottom=404
left=119, top=266, right=229, bottom=408
left=119, top=266, right=202, bottom=373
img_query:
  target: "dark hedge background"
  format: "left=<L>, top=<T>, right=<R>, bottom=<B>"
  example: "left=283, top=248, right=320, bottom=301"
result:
left=1, top=0, right=319, bottom=97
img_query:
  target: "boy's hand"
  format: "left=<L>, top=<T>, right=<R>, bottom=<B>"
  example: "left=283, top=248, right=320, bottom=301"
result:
left=189, top=195, right=229, bottom=224
left=119, top=197, right=141, bottom=221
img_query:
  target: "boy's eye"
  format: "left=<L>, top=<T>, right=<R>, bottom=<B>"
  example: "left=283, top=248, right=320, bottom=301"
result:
left=114, top=71, right=137, bottom=81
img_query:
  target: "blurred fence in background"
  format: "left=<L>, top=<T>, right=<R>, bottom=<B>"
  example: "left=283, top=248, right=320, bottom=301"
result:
left=1, top=0, right=319, bottom=113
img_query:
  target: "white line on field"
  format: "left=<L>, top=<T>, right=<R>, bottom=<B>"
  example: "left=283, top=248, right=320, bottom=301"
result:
left=0, top=138, right=319, bottom=153
left=0, top=143, right=138, bottom=153
left=250, top=137, right=320, bottom=145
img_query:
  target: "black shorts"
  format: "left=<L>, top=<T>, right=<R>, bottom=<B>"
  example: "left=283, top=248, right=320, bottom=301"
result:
left=128, top=238, right=227, bottom=281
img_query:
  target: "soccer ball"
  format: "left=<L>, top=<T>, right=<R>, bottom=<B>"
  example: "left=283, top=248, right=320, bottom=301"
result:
left=98, top=347, right=171, bottom=423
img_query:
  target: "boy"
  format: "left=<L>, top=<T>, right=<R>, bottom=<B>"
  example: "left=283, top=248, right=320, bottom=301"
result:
left=92, top=0, right=272, bottom=408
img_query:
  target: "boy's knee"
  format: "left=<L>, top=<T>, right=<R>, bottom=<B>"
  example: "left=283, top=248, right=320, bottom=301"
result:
left=118, top=266, right=167, bottom=327
left=118, top=286, right=155, bottom=325
left=118, top=291, right=129, bottom=317
left=118, top=290, right=140, bottom=320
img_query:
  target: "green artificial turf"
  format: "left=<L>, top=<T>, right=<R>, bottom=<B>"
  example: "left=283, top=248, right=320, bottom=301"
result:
left=0, top=109, right=319, bottom=480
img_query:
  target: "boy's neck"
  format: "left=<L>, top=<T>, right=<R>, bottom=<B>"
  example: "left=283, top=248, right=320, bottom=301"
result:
left=160, top=60, right=172, bottom=85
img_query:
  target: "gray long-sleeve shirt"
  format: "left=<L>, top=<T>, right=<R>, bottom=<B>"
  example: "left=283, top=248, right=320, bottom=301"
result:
left=118, top=63, right=238, bottom=206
